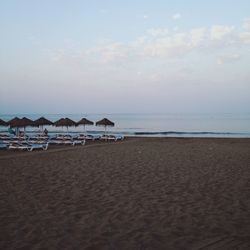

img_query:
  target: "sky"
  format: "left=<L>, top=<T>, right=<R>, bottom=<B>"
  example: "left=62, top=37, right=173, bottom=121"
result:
left=0, top=0, right=250, bottom=114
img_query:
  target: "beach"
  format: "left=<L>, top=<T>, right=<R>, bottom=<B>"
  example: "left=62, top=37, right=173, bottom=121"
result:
left=0, top=137, right=250, bottom=249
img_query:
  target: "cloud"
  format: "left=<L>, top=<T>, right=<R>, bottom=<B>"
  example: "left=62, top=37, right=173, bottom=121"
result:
left=142, top=33, right=190, bottom=58
left=50, top=49, right=66, bottom=62
left=242, top=18, right=250, bottom=30
left=173, top=26, right=179, bottom=32
left=210, top=25, right=234, bottom=40
left=190, top=28, right=207, bottom=47
left=88, top=42, right=132, bottom=63
left=143, top=14, right=149, bottom=19
left=217, top=54, right=241, bottom=65
left=146, top=28, right=169, bottom=37
left=50, top=20, right=250, bottom=66
left=240, top=32, right=250, bottom=44
left=172, top=13, right=181, bottom=20
left=134, top=36, right=148, bottom=45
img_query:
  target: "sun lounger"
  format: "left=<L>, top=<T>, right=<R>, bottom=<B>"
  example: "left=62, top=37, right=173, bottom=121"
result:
left=0, top=143, right=8, bottom=149
left=32, top=134, right=49, bottom=140
left=100, top=134, right=124, bottom=141
left=8, top=142, right=49, bottom=151
left=12, top=136, right=29, bottom=141
left=49, top=139, right=85, bottom=146
left=8, top=142, right=31, bottom=151
left=77, top=134, right=100, bottom=141
left=72, top=140, right=85, bottom=146
left=28, top=142, right=49, bottom=151
left=28, top=139, right=49, bottom=144
left=56, top=139, right=84, bottom=146
left=111, top=135, right=124, bottom=140
left=2, top=139, right=21, bottom=144
left=0, top=134, right=12, bottom=140
left=56, top=134, right=73, bottom=140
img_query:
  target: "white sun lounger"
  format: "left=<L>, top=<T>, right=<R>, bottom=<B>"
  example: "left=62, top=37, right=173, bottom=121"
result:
left=0, top=134, right=12, bottom=140
left=33, top=134, right=49, bottom=140
left=49, top=139, right=85, bottom=146
left=8, top=142, right=49, bottom=151
left=28, top=139, right=49, bottom=144
left=28, top=142, right=49, bottom=151
left=8, top=142, right=29, bottom=151
left=78, top=134, right=100, bottom=141
left=56, top=134, right=73, bottom=140
left=0, top=143, right=8, bottom=149
left=72, top=140, right=85, bottom=146
left=100, top=134, right=124, bottom=141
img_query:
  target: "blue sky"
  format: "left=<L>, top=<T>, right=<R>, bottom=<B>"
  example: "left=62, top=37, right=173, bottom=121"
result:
left=0, top=0, right=250, bottom=114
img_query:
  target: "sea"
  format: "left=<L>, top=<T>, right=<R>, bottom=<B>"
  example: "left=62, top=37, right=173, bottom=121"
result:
left=1, top=113, right=250, bottom=138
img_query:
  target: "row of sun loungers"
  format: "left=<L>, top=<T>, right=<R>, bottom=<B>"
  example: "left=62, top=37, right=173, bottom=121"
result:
left=0, top=133, right=124, bottom=141
left=51, top=134, right=124, bottom=141
left=0, top=133, right=124, bottom=152
left=49, top=139, right=85, bottom=146
left=8, top=142, right=49, bottom=151
left=0, top=139, right=84, bottom=151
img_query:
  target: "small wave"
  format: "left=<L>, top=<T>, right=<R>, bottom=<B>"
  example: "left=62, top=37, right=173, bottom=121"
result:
left=134, top=131, right=250, bottom=136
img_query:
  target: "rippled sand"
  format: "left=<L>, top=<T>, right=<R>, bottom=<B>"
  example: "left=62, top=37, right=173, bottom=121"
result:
left=0, top=138, right=250, bottom=249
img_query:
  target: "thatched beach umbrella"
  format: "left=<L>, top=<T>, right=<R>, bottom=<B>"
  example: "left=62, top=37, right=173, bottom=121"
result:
left=34, top=117, right=53, bottom=132
left=0, top=118, right=8, bottom=126
left=8, top=117, right=20, bottom=126
left=96, top=118, right=115, bottom=136
left=10, top=117, right=35, bottom=135
left=54, top=118, right=76, bottom=133
left=8, top=117, right=20, bottom=135
left=77, top=118, right=94, bottom=134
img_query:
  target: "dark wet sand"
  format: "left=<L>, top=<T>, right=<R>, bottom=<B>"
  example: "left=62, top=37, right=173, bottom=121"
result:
left=0, top=137, right=250, bottom=249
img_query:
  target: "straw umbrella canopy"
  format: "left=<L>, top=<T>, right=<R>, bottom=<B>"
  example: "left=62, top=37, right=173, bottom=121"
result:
left=8, top=117, right=20, bottom=127
left=96, top=118, right=115, bottom=136
left=77, top=118, right=94, bottom=134
left=0, top=118, right=8, bottom=126
left=54, top=118, right=76, bottom=133
left=10, top=117, right=35, bottom=135
left=8, top=117, right=20, bottom=135
left=34, top=117, right=53, bottom=132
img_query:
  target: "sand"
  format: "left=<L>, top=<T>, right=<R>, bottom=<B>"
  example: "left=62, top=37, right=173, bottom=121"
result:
left=0, top=137, right=250, bottom=249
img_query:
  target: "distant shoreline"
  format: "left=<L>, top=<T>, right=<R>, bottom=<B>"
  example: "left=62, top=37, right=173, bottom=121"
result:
left=1, top=130, right=250, bottom=138
left=1, top=113, right=250, bottom=138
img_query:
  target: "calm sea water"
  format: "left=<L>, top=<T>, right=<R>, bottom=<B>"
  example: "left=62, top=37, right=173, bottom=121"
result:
left=1, top=113, right=250, bottom=138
